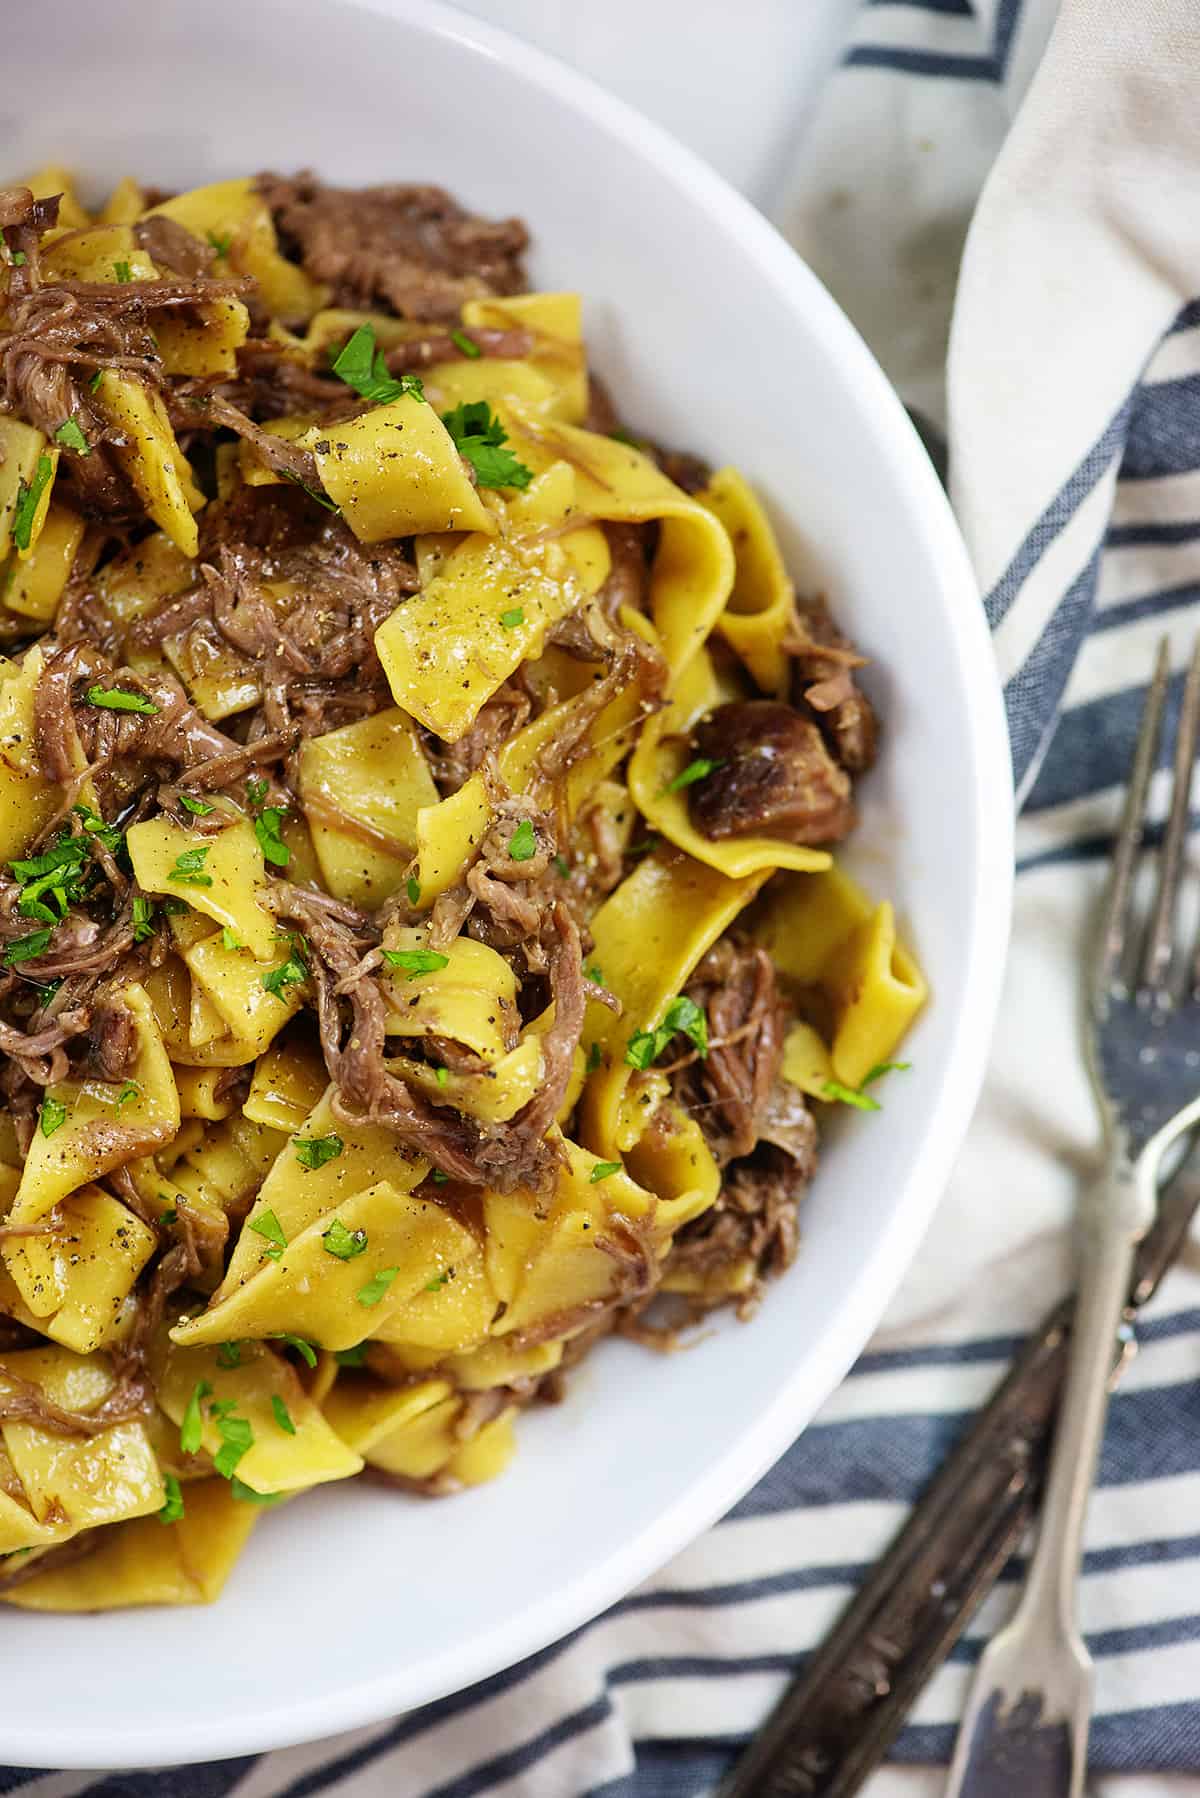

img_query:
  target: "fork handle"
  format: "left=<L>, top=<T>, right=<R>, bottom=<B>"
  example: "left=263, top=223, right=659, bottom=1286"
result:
left=1006, top=1161, right=1142, bottom=1643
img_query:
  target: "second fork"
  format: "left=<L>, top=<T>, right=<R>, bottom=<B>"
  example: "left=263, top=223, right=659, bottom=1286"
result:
left=946, top=637, right=1200, bottom=1798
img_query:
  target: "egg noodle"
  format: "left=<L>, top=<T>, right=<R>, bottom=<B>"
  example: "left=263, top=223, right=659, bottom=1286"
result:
left=0, top=167, right=925, bottom=1609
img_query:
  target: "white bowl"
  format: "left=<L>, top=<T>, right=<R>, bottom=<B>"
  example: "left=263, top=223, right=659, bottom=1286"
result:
left=3, top=0, right=1012, bottom=1766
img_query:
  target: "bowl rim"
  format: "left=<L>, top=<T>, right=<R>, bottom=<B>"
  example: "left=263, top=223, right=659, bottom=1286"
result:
left=7, top=0, right=1014, bottom=1766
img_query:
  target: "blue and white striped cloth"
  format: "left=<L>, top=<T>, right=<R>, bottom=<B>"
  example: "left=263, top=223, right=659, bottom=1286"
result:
left=11, top=1, right=1200, bottom=1791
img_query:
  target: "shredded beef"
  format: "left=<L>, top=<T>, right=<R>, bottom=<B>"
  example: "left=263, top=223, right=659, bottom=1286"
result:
left=671, top=938, right=790, bottom=1165
left=785, top=597, right=879, bottom=774
left=688, top=700, right=856, bottom=845
left=257, top=171, right=529, bottom=322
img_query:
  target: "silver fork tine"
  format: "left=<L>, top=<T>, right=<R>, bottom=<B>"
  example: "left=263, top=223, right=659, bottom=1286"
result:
left=1097, top=638, right=1169, bottom=993
left=1140, top=635, right=1200, bottom=993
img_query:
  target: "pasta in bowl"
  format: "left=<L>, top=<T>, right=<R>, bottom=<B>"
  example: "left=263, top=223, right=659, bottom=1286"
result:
left=0, top=165, right=925, bottom=1612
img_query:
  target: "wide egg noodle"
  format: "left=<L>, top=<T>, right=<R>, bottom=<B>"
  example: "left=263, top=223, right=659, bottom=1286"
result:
left=0, top=1183, right=156, bottom=1352
left=297, top=706, right=439, bottom=909
left=301, top=394, right=496, bottom=542
left=697, top=465, right=794, bottom=699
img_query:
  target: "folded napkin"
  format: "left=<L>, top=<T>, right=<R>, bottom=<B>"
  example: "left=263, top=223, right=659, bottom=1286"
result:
left=12, top=2, right=1200, bottom=1795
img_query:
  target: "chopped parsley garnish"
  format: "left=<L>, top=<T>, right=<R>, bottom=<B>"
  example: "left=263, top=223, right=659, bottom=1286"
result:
left=216, top=1341, right=243, bottom=1368
left=211, top=1404, right=253, bottom=1480
left=625, top=995, right=708, bottom=1070
left=88, top=369, right=104, bottom=392
left=283, top=470, right=341, bottom=513
left=179, top=1379, right=212, bottom=1455
left=54, top=418, right=89, bottom=455
left=10, top=251, right=26, bottom=267
left=333, top=1344, right=370, bottom=1368
left=85, top=685, right=159, bottom=715
left=254, top=805, right=291, bottom=868
left=294, top=1132, right=344, bottom=1170
left=553, top=854, right=570, bottom=878
left=230, top=1478, right=282, bottom=1505
left=585, top=964, right=604, bottom=986
left=73, top=804, right=124, bottom=854
left=381, top=947, right=449, bottom=979
left=161, top=897, right=189, bottom=915
left=323, top=1218, right=368, bottom=1261
left=507, top=818, right=536, bottom=862
left=440, top=400, right=533, bottom=490
left=269, top=1332, right=318, bottom=1369
left=39, top=1095, right=67, bottom=1138
left=113, top=260, right=132, bottom=283
left=500, top=607, right=524, bottom=629
left=4, top=929, right=52, bottom=965
left=245, top=776, right=268, bottom=808
left=664, top=757, right=724, bottom=795
left=159, top=1206, right=177, bottom=1226
left=114, top=1080, right=140, bottom=1108
left=11, top=454, right=54, bottom=552
left=406, top=875, right=421, bottom=906
left=221, top=926, right=243, bottom=951
left=451, top=328, right=482, bottom=359
left=431, top=1169, right=449, bottom=1184
left=330, top=324, right=424, bottom=407
left=586, top=1042, right=603, bottom=1074
left=132, top=896, right=156, bottom=941
left=249, top=1207, right=287, bottom=1262
left=822, top=1062, right=911, bottom=1111
left=356, top=1266, right=399, bottom=1308
left=206, top=230, right=233, bottom=258
left=820, top=1079, right=880, bottom=1112
left=864, top=1060, right=911, bottom=1086
left=168, top=846, right=212, bottom=887
left=590, top=1161, right=622, bottom=1183
left=434, top=1064, right=449, bottom=1088
left=11, top=833, right=90, bottom=923
left=425, top=1270, right=452, bottom=1292
left=157, top=1473, right=185, bottom=1524
left=178, top=792, right=214, bottom=816
left=270, top=1394, right=296, bottom=1436
left=262, top=950, right=308, bottom=998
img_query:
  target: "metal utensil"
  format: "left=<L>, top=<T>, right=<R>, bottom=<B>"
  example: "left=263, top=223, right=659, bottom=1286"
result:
left=944, top=637, right=1200, bottom=1797
left=715, top=640, right=1200, bottom=1798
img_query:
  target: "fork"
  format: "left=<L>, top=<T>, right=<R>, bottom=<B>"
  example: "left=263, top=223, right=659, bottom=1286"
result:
left=945, top=637, right=1200, bottom=1798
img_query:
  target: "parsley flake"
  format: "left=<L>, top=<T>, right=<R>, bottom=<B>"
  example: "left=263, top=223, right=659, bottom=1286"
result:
left=169, top=846, right=212, bottom=887
left=294, top=1132, right=344, bottom=1170
left=586, top=964, right=604, bottom=986
left=179, top=1379, right=212, bottom=1455
left=221, top=926, right=243, bottom=951
left=864, top=1060, right=912, bottom=1087
left=381, top=947, right=449, bottom=979
left=440, top=400, right=533, bottom=490
left=331, top=325, right=424, bottom=407
left=114, top=1080, right=140, bottom=1108
left=553, top=854, right=570, bottom=878
left=625, top=995, right=708, bottom=1070
left=216, top=1341, right=243, bottom=1369
left=333, top=1344, right=370, bottom=1368
left=157, top=1473, right=185, bottom=1524
left=54, top=418, right=89, bottom=456
left=585, top=1042, right=603, bottom=1074
left=431, top=1169, right=449, bottom=1184
left=178, top=793, right=214, bottom=816
left=113, top=260, right=132, bottom=283
left=86, top=685, right=159, bottom=715
left=451, top=328, right=482, bottom=359
left=10, top=251, right=26, bottom=268
left=820, top=1079, right=881, bottom=1112
left=590, top=1161, right=622, bottom=1183
left=406, top=875, right=421, bottom=906
left=664, top=757, right=724, bottom=795
left=88, top=369, right=104, bottom=393
left=206, top=230, right=233, bottom=258
left=230, top=1478, right=283, bottom=1505
left=262, top=951, right=307, bottom=999
left=245, top=776, right=268, bottom=808
left=39, top=1095, right=67, bottom=1138
left=4, top=929, right=52, bottom=965
left=254, top=805, right=291, bottom=868
left=268, top=1332, right=318, bottom=1368
left=323, top=1218, right=368, bottom=1261
left=356, top=1266, right=399, bottom=1308
left=425, top=1270, right=452, bottom=1292
left=434, top=1064, right=449, bottom=1088
left=212, top=1407, right=253, bottom=1480
left=271, top=1394, right=296, bottom=1436
left=500, top=607, right=524, bottom=629
left=249, top=1207, right=287, bottom=1262
left=11, top=454, right=53, bottom=552
left=507, top=819, right=536, bottom=862
left=132, top=896, right=156, bottom=941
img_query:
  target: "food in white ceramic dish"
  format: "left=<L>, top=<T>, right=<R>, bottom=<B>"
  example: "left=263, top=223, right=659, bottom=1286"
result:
left=0, top=164, right=926, bottom=1611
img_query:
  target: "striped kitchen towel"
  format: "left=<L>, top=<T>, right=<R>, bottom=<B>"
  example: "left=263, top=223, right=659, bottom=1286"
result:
left=10, top=0, right=1200, bottom=1793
